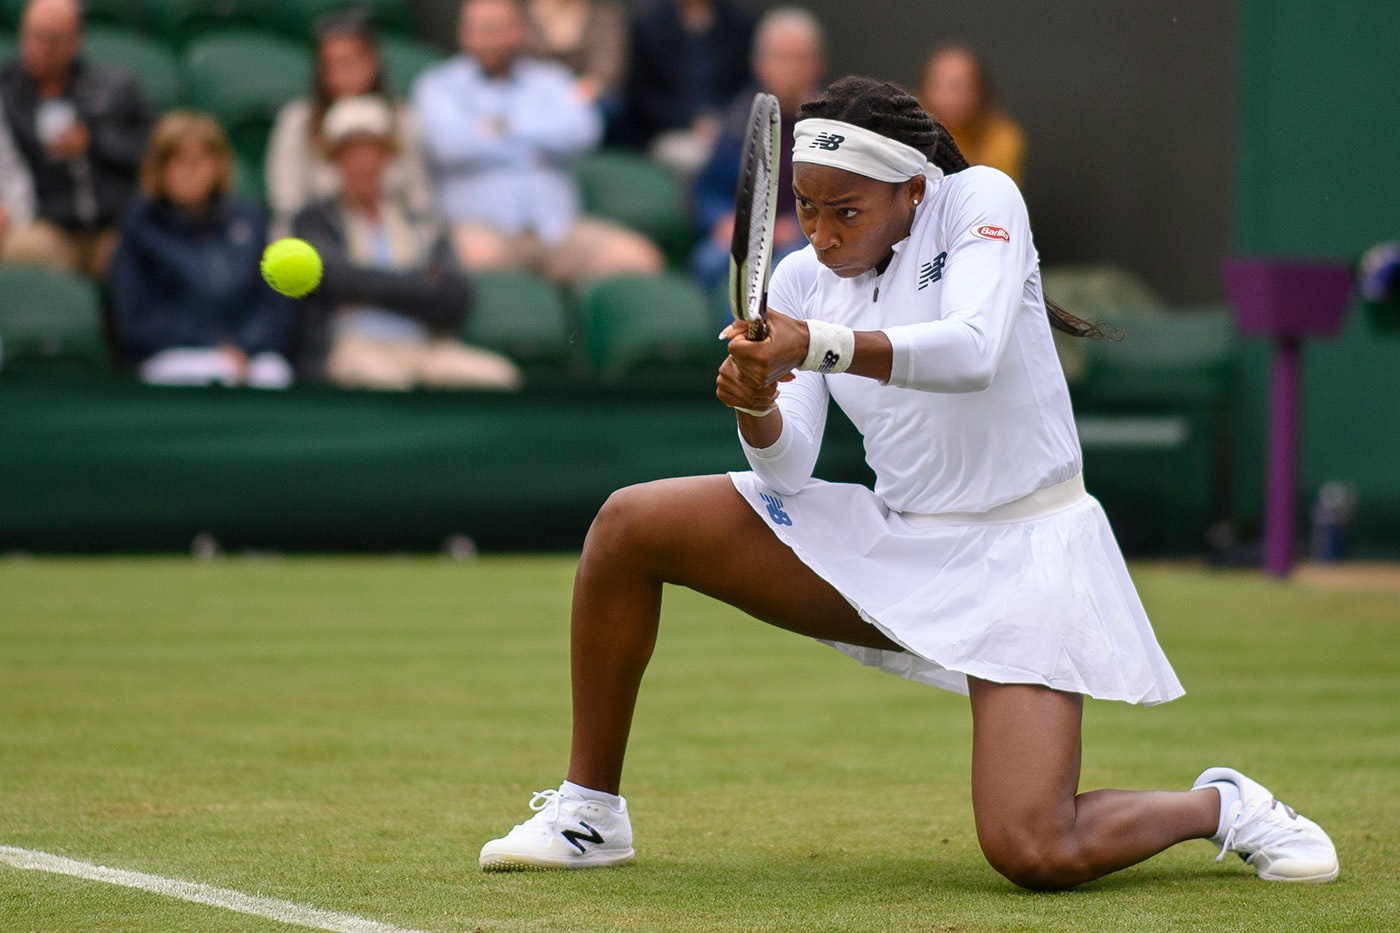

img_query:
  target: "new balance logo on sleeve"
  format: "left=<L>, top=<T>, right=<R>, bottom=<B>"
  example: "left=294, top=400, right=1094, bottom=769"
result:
left=918, top=252, right=947, bottom=290
left=759, top=493, right=793, bottom=526
left=809, top=132, right=845, bottom=151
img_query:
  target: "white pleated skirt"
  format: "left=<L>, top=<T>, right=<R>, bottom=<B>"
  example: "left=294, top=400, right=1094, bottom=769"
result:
left=729, top=472, right=1184, bottom=705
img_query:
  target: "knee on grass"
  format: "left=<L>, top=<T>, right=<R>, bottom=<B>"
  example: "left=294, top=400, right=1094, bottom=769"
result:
left=979, top=830, right=1093, bottom=892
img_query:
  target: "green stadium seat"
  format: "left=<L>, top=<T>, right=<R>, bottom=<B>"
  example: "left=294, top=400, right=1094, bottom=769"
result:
left=84, top=25, right=184, bottom=111
left=0, top=265, right=107, bottom=370
left=577, top=273, right=717, bottom=383
left=182, top=30, right=309, bottom=180
left=576, top=149, right=695, bottom=268
left=275, top=0, right=415, bottom=43
left=1080, top=307, right=1237, bottom=407
left=145, top=0, right=276, bottom=47
left=379, top=34, right=444, bottom=99
left=232, top=149, right=264, bottom=204
left=461, top=270, right=577, bottom=370
left=1040, top=264, right=1167, bottom=319
left=83, top=0, right=146, bottom=28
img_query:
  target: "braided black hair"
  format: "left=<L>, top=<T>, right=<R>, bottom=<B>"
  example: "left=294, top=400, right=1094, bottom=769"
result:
left=798, top=76, right=1108, bottom=339
left=798, top=76, right=971, bottom=175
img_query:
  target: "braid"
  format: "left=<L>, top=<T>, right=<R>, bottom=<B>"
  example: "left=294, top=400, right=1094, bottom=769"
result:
left=797, top=74, right=1108, bottom=340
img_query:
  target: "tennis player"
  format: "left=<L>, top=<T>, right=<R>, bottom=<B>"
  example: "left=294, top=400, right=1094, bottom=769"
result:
left=480, top=76, right=1338, bottom=888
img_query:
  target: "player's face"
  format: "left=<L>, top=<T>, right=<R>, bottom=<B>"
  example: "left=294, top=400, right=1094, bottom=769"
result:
left=793, top=163, right=923, bottom=278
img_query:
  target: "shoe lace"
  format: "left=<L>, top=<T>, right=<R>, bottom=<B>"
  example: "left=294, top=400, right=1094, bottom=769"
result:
left=1216, top=797, right=1301, bottom=862
left=529, top=788, right=563, bottom=815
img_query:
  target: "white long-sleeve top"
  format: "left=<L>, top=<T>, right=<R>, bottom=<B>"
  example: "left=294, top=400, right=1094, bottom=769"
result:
left=741, top=165, right=1082, bottom=515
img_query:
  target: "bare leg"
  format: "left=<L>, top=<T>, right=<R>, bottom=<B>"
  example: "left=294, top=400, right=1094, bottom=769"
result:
left=968, top=677, right=1221, bottom=889
left=566, top=475, right=899, bottom=794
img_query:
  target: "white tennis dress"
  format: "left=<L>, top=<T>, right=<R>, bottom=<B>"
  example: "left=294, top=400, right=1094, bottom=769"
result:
left=729, top=164, right=1183, bottom=705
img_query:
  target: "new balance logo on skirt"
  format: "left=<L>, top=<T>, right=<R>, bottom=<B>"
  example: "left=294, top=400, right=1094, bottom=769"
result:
left=759, top=493, right=793, bottom=526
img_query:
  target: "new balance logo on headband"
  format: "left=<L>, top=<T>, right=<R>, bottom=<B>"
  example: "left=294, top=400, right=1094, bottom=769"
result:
left=809, top=132, right=845, bottom=151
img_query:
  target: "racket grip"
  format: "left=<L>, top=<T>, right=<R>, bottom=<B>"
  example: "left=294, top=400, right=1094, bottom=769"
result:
left=746, top=318, right=767, bottom=341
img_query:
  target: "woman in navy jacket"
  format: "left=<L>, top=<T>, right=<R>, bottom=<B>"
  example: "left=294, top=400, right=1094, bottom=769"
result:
left=111, top=111, right=293, bottom=387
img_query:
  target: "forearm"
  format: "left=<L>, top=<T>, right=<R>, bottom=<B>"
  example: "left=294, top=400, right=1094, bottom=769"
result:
left=882, top=320, right=1001, bottom=393
left=733, top=365, right=828, bottom=495
left=845, top=330, right=893, bottom=382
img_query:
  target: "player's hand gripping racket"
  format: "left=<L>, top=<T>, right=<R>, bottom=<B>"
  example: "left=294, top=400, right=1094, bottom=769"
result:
left=728, top=92, right=781, bottom=342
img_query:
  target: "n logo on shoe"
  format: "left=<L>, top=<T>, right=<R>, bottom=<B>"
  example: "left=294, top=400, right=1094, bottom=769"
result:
left=561, top=821, right=605, bottom=854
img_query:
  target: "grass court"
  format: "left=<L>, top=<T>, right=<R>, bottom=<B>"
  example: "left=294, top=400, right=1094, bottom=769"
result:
left=2, top=556, right=1398, bottom=931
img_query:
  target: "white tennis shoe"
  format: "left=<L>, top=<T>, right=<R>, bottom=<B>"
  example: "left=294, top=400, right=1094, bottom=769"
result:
left=479, top=787, right=634, bottom=871
left=1193, top=767, right=1338, bottom=882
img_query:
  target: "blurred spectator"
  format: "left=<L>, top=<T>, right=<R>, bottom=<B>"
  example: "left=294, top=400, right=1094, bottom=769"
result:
left=0, top=0, right=153, bottom=279
left=265, top=9, right=433, bottom=239
left=525, top=0, right=628, bottom=110
left=918, top=43, right=1025, bottom=186
left=689, top=7, right=824, bottom=296
left=413, top=0, right=661, bottom=286
left=617, top=0, right=754, bottom=181
left=292, top=96, right=522, bottom=391
left=110, top=112, right=294, bottom=388
left=0, top=117, right=35, bottom=245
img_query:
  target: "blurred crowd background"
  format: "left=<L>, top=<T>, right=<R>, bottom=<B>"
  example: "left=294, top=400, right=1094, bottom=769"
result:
left=1, top=0, right=1396, bottom=561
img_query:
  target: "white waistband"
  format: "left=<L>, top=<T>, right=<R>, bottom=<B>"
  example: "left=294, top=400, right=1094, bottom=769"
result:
left=899, top=475, right=1087, bottom=527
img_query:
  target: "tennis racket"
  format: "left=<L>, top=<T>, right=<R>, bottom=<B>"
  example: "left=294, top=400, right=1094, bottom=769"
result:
left=728, top=92, right=781, bottom=342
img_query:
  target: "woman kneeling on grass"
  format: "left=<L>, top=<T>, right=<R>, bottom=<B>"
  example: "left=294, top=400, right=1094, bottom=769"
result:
left=479, top=75, right=1339, bottom=889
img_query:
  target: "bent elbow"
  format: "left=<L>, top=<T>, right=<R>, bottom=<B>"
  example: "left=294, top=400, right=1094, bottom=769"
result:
left=949, top=365, right=996, bottom=393
left=761, top=473, right=809, bottom=498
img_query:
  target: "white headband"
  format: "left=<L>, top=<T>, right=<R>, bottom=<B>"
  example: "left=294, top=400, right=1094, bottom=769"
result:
left=792, top=118, right=930, bottom=183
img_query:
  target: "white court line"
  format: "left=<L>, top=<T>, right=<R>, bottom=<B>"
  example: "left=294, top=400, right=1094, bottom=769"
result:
left=0, top=845, right=433, bottom=933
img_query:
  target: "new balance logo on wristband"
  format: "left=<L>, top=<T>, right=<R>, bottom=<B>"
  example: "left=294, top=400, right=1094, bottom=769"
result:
left=809, top=132, right=845, bottom=150
left=759, top=493, right=793, bottom=526
left=560, top=822, right=605, bottom=854
left=919, top=251, right=947, bottom=290
left=817, top=350, right=842, bottom=373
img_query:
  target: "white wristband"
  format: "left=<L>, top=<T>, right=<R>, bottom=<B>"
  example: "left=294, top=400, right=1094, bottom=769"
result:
left=734, top=404, right=775, bottom=417
left=800, top=319, right=855, bottom=374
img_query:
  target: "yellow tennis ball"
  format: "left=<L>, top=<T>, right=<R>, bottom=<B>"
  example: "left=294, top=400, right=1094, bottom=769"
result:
left=260, top=237, right=323, bottom=298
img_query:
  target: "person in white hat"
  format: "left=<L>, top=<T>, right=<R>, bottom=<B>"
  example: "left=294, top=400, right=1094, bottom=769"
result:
left=291, top=95, right=522, bottom=390
left=477, top=76, right=1338, bottom=890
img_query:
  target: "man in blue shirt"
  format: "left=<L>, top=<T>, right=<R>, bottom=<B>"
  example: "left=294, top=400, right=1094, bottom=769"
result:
left=413, top=0, right=662, bottom=286
left=689, top=7, right=826, bottom=306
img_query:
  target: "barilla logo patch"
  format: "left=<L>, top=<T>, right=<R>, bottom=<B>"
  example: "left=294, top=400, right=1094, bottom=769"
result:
left=972, top=225, right=1011, bottom=242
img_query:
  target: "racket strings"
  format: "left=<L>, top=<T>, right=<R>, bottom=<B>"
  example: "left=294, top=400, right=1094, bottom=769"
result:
left=745, top=138, right=774, bottom=314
